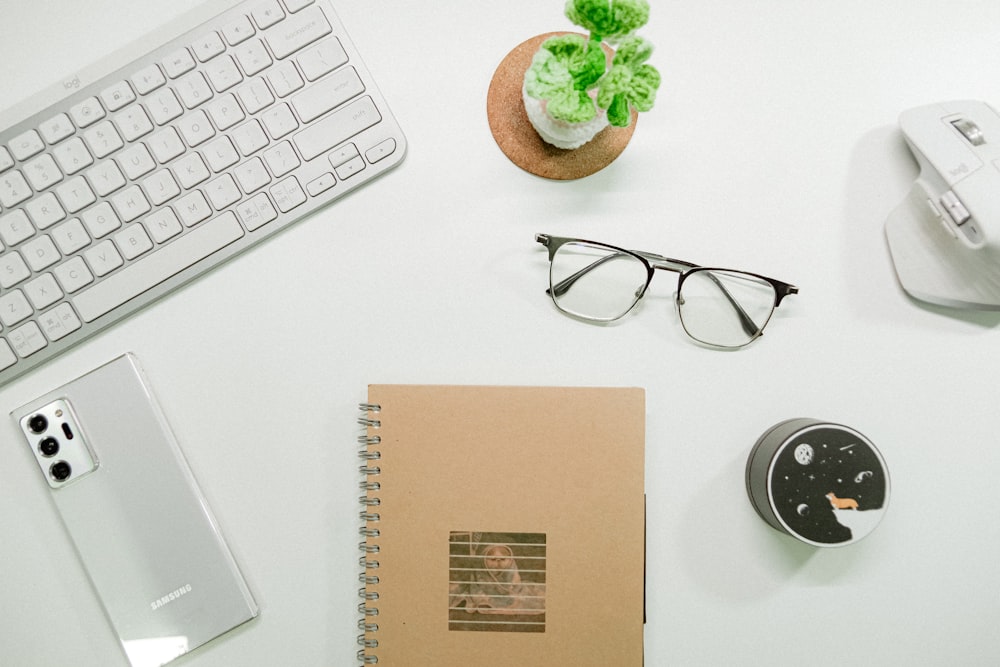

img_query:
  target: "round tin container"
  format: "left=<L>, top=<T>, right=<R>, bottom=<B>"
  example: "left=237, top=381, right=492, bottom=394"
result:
left=746, top=418, right=889, bottom=547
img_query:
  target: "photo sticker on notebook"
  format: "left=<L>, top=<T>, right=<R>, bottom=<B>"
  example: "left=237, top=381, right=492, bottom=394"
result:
left=448, top=531, right=547, bottom=633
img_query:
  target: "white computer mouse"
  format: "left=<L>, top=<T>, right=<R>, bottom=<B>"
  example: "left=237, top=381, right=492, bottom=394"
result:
left=886, top=100, right=1000, bottom=309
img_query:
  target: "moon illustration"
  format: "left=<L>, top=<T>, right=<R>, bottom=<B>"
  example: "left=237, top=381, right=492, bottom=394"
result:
left=855, top=470, right=873, bottom=483
left=796, top=504, right=810, bottom=516
left=794, top=443, right=814, bottom=465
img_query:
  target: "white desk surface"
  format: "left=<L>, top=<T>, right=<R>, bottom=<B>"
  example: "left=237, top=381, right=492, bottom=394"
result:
left=2, top=1, right=999, bottom=665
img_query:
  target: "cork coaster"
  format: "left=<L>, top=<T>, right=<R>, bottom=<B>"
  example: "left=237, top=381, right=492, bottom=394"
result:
left=486, top=32, right=638, bottom=181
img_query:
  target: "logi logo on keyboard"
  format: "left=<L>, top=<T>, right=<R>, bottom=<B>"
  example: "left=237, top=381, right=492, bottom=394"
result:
left=63, top=76, right=81, bottom=90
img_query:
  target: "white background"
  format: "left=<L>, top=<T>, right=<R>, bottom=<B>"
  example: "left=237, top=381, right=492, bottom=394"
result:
left=2, top=1, right=999, bottom=665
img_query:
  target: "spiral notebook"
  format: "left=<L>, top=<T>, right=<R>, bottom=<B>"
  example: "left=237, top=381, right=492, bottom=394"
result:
left=356, top=384, right=646, bottom=666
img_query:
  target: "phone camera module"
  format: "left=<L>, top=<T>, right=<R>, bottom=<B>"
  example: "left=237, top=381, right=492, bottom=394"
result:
left=38, top=437, right=60, bottom=457
left=50, top=460, right=72, bottom=482
left=28, top=414, right=48, bottom=434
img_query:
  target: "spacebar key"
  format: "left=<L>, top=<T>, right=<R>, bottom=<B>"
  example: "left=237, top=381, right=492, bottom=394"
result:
left=75, top=212, right=245, bottom=322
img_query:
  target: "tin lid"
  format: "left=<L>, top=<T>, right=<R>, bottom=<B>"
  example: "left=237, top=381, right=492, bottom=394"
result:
left=749, top=419, right=890, bottom=547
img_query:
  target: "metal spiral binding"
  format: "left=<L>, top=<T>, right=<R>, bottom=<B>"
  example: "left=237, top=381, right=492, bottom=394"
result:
left=356, top=403, right=381, bottom=665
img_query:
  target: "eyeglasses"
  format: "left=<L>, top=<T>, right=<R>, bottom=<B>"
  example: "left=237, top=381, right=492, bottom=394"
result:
left=536, top=234, right=798, bottom=348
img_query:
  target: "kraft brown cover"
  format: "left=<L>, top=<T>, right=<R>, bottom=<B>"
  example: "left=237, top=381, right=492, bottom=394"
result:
left=359, top=384, right=645, bottom=666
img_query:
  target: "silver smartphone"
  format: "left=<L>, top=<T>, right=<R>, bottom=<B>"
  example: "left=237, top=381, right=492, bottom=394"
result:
left=12, top=354, right=258, bottom=667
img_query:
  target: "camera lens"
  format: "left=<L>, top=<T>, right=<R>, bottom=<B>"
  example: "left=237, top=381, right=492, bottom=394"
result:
left=50, top=461, right=72, bottom=482
left=38, top=437, right=60, bottom=457
left=28, top=414, right=48, bottom=434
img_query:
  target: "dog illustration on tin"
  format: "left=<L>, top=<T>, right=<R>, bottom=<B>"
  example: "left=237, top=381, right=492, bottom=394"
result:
left=825, top=492, right=859, bottom=510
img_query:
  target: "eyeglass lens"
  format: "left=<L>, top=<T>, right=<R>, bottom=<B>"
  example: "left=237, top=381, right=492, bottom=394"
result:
left=678, top=270, right=778, bottom=348
left=550, top=242, right=648, bottom=321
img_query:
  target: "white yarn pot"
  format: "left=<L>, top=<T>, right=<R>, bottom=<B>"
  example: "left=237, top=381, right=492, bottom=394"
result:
left=522, top=85, right=609, bottom=150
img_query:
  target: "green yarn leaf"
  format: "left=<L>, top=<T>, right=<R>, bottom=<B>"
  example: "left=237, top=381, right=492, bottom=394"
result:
left=565, top=0, right=650, bottom=41
left=595, top=36, right=661, bottom=126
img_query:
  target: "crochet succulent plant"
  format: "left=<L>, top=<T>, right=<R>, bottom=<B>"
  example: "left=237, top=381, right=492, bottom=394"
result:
left=524, top=0, right=661, bottom=128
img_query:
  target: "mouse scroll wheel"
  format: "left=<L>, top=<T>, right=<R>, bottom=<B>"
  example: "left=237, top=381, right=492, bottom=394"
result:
left=951, top=118, right=986, bottom=146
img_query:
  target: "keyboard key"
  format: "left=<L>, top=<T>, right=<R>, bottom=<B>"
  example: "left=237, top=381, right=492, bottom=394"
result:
left=53, top=137, right=94, bottom=175
left=293, top=96, right=381, bottom=161
left=205, top=55, right=244, bottom=92
left=266, top=61, right=303, bottom=98
left=52, top=218, right=90, bottom=255
left=207, top=94, right=246, bottom=130
left=223, top=15, right=256, bottom=45
left=252, top=1, right=285, bottom=29
left=39, top=113, right=75, bottom=145
left=39, top=303, right=81, bottom=342
left=176, top=190, right=212, bottom=226
left=292, top=66, right=363, bottom=122
left=237, top=78, right=275, bottom=114
left=192, top=31, right=226, bottom=62
left=262, top=140, right=299, bottom=176
left=25, top=274, right=64, bottom=310
left=85, top=160, right=126, bottom=197
left=284, top=0, right=314, bottom=13
left=74, top=212, right=244, bottom=322
left=0, top=290, right=33, bottom=327
left=261, top=103, right=298, bottom=139
left=117, top=144, right=156, bottom=180
left=84, top=121, right=124, bottom=158
left=205, top=174, right=241, bottom=210
left=131, top=64, right=167, bottom=95
left=306, top=172, right=335, bottom=196
left=145, top=208, right=183, bottom=243
left=84, top=240, right=124, bottom=277
left=143, top=169, right=181, bottom=205
left=110, top=185, right=151, bottom=223
left=204, top=137, right=240, bottom=172
left=365, top=138, right=397, bottom=164
left=0, top=252, right=30, bottom=288
left=100, top=81, right=136, bottom=112
left=148, top=127, right=185, bottom=163
left=81, top=202, right=122, bottom=238
left=1, top=170, right=32, bottom=208
left=297, top=38, right=347, bottom=81
left=10, top=130, right=45, bottom=160
left=176, top=71, right=214, bottom=109
left=53, top=256, right=95, bottom=293
left=114, top=224, right=154, bottom=260
left=265, top=5, right=330, bottom=59
left=236, top=192, right=278, bottom=230
left=21, top=235, right=60, bottom=272
left=233, top=157, right=270, bottom=193
left=173, top=153, right=210, bottom=188
left=162, top=47, right=196, bottom=78
left=177, top=109, right=216, bottom=147
left=114, top=106, right=154, bottom=142
left=0, top=147, right=13, bottom=172
left=24, top=154, right=64, bottom=191
left=147, top=89, right=184, bottom=125
left=25, top=192, right=67, bottom=229
left=9, top=322, right=47, bottom=358
left=69, top=97, right=106, bottom=128
left=232, top=119, right=268, bottom=155
left=269, top=176, right=305, bottom=212
left=55, top=176, right=97, bottom=213
left=0, top=209, right=34, bottom=246
left=234, top=39, right=273, bottom=76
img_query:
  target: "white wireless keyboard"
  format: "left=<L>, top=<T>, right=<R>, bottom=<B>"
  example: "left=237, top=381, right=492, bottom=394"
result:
left=0, top=0, right=405, bottom=385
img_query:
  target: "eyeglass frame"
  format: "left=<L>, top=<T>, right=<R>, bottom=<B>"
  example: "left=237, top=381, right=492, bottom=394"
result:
left=535, top=233, right=799, bottom=347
